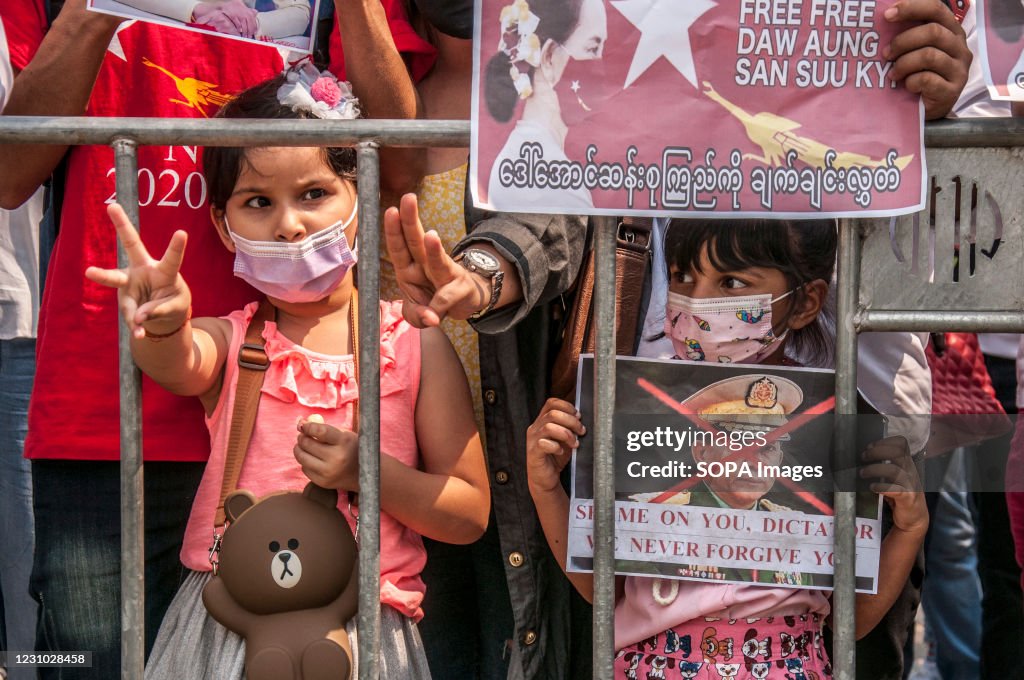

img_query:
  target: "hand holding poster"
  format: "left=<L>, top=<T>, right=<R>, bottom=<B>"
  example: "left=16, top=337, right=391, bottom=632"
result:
left=471, top=0, right=926, bottom=217
left=567, top=356, right=886, bottom=592
left=977, top=0, right=1024, bottom=100
left=88, top=0, right=321, bottom=53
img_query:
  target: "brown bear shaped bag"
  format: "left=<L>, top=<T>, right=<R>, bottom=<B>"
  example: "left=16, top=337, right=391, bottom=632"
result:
left=203, top=299, right=360, bottom=680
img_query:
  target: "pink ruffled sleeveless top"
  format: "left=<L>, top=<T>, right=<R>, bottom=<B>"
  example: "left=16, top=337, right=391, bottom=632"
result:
left=180, top=300, right=427, bottom=621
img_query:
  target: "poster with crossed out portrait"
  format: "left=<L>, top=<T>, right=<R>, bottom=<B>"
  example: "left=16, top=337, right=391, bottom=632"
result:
left=567, top=356, right=884, bottom=593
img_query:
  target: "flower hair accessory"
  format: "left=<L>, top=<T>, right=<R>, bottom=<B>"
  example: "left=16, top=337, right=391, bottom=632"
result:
left=498, top=0, right=541, bottom=99
left=277, top=60, right=360, bottom=120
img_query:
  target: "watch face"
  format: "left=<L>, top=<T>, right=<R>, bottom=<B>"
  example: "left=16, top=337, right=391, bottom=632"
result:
left=465, top=249, right=500, bottom=273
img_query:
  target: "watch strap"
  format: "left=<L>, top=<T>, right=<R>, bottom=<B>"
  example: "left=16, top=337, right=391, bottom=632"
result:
left=455, top=249, right=503, bottom=320
left=470, top=269, right=503, bottom=320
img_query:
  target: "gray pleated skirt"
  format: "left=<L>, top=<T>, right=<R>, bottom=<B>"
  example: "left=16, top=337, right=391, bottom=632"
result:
left=146, top=570, right=432, bottom=679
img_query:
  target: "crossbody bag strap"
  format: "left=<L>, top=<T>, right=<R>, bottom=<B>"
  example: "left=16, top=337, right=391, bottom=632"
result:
left=588, top=216, right=653, bottom=357
left=582, top=217, right=655, bottom=356
left=550, top=217, right=652, bottom=398
left=214, top=300, right=275, bottom=528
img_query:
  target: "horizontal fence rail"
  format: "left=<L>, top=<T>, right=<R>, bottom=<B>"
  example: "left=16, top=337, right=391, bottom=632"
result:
left=0, top=117, right=470, bottom=147
left=1, top=115, right=1021, bottom=680
left=857, top=310, right=1024, bottom=333
left=2, top=115, right=1024, bottom=147
left=924, top=117, right=1024, bottom=148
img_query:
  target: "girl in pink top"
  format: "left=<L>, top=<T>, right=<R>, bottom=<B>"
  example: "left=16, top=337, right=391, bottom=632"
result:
left=526, top=220, right=927, bottom=679
left=85, top=65, right=489, bottom=680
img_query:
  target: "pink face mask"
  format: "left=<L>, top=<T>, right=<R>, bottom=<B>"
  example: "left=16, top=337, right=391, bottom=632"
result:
left=664, top=290, right=792, bottom=364
left=224, top=201, right=358, bottom=304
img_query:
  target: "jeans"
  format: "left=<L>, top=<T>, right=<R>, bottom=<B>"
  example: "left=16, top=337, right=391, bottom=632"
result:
left=921, top=450, right=981, bottom=680
left=30, top=460, right=204, bottom=680
left=0, top=339, right=38, bottom=680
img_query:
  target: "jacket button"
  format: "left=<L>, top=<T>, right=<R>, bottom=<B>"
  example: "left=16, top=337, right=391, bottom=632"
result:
left=495, top=470, right=510, bottom=484
left=484, top=389, right=498, bottom=405
left=523, top=630, right=538, bottom=646
left=508, top=551, right=525, bottom=568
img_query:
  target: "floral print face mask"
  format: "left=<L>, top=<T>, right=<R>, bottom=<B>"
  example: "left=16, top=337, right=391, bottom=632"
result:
left=665, top=290, right=793, bottom=364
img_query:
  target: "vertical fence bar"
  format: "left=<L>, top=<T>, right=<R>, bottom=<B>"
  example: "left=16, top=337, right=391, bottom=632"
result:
left=833, top=218, right=861, bottom=680
left=113, top=138, right=145, bottom=680
left=592, top=215, right=618, bottom=679
left=355, top=142, right=382, bottom=679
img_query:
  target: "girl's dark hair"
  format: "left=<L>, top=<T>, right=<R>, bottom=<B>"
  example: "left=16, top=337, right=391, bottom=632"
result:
left=483, top=0, right=584, bottom=122
left=663, top=219, right=839, bottom=365
left=203, top=73, right=359, bottom=211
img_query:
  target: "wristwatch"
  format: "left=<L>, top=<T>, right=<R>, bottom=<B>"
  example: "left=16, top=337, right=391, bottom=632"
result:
left=455, top=248, right=504, bottom=320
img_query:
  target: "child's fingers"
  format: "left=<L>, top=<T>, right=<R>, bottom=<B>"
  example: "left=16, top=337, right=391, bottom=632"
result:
left=540, top=397, right=580, bottom=418
left=537, top=421, right=580, bottom=448
left=156, top=230, right=188, bottom=278
left=534, top=437, right=566, bottom=455
left=296, top=414, right=326, bottom=431
left=294, top=446, right=330, bottom=486
left=861, top=436, right=911, bottom=462
left=860, top=462, right=902, bottom=479
left=872, top=483, right=918, bottom=496
left=861, top=463, right=921, bottom=493
left=298, top=421, right=345, bottom=447
left=107, top=203, right=152, bottom=267
left=553, top=448, right=573, bottom=469
left=539, top=407, right=586, bottom=437
left=118, top=294, right=140, bottom=335
left=84, top=265, right=129, bottom=289
left=136, top=293, right=187, bottom=321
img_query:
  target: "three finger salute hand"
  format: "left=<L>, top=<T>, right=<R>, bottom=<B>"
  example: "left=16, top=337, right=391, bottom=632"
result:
left=384, top=194, right=489, bottom=328
left=84, top=203, right=192, bottom=341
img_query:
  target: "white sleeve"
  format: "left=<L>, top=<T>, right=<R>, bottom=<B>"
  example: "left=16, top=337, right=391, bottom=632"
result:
left=857, top=331, right=932, bottom=454
left=254, top=0, right=311, bottom=38
left=112, top=0, right=201, bottom=23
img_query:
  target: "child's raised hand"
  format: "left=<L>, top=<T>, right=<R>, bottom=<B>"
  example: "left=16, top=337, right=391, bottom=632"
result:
left=526, top=398, right=586, bottom=497
left=294, top=415, right=360, bottom=491
left=860, top=436, right=928, bottom=536
left=84, top=203, right=191, bottom=341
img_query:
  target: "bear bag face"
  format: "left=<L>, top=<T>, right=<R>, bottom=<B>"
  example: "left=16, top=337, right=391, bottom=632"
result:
left=219, top=487, right=357, bottom=616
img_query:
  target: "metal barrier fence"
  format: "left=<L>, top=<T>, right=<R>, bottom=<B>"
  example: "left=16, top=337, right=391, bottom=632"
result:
left=1, top=115, right=1023, bottom=680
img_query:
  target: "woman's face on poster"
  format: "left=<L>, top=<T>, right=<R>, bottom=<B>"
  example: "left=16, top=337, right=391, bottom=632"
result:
left=541, top=0, right=608, bottom=92
left=562, top=0, right=608, bottom=61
